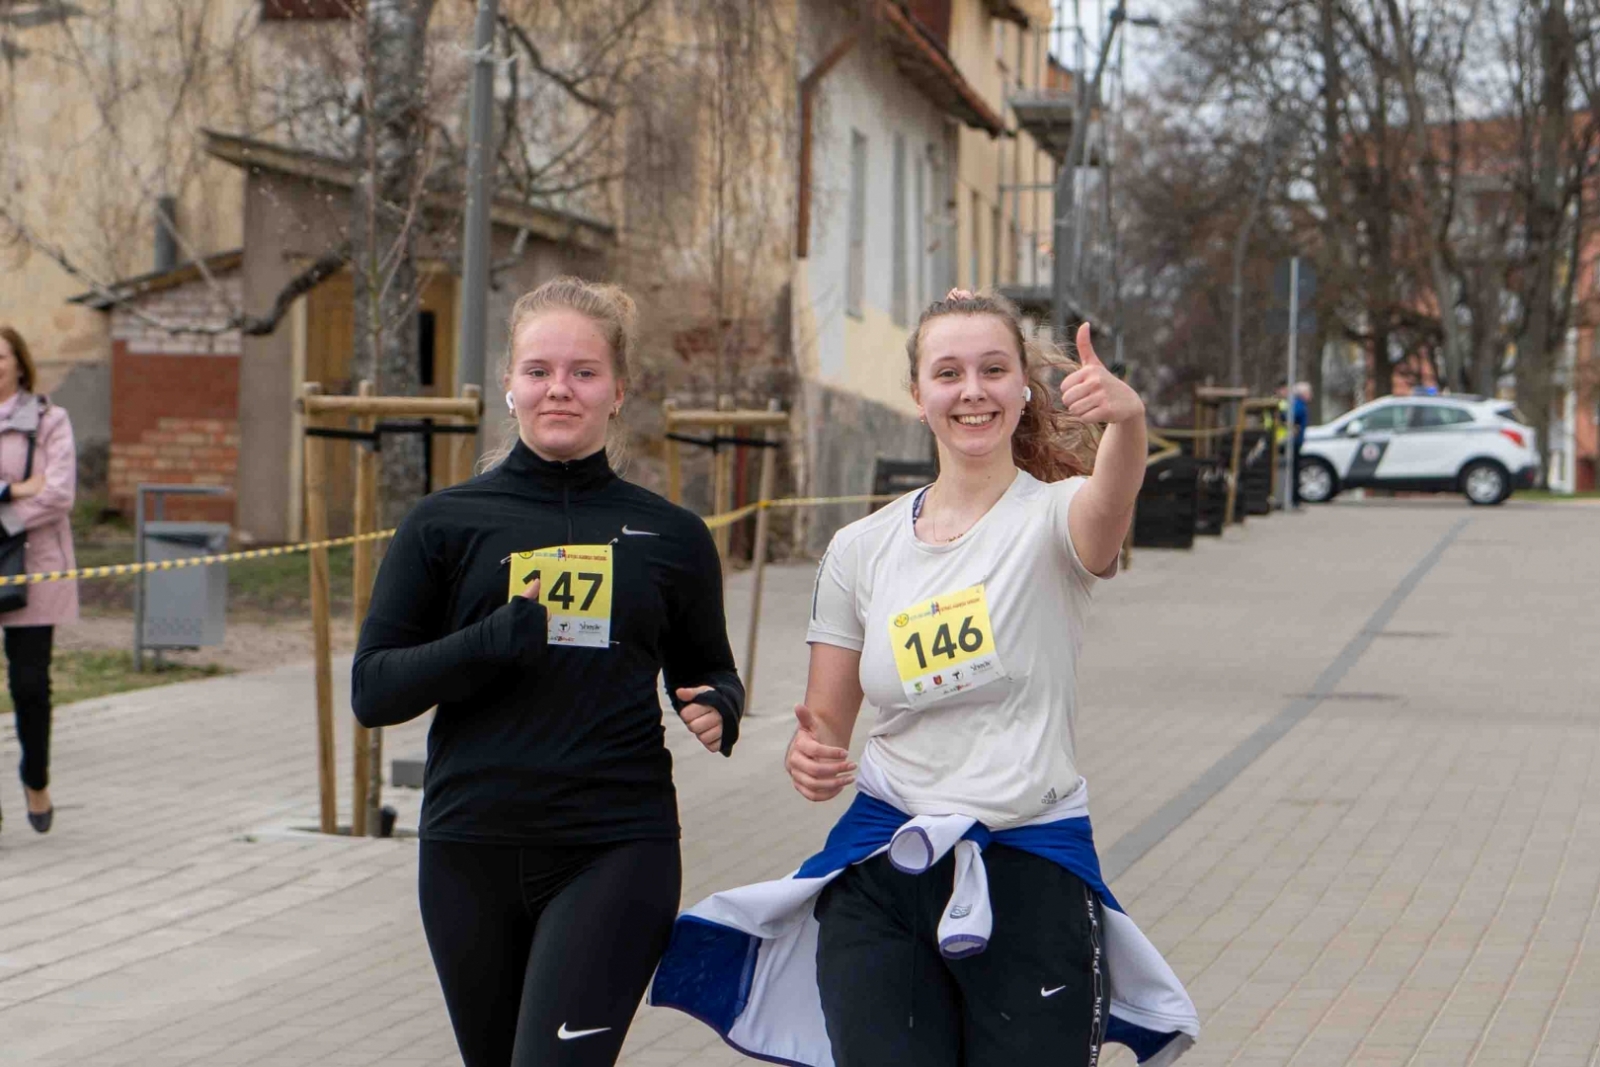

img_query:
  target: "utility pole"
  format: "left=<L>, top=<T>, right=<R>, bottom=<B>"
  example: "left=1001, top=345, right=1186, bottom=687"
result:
left=1050, top=5, right=1156, bottom=341
left=456, top=0, right=498, bottom=454
left=1230, top=117, right=1290, bottom=387
left=1283, top=256, right=1299, bottom=510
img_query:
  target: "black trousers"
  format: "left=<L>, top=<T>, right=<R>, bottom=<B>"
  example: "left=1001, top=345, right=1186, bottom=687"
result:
left=816, top=845, right=1105, bottom=1067
left=418, top=838, right=681, bottom=1067
left=5, top=625, right=53, bottom=791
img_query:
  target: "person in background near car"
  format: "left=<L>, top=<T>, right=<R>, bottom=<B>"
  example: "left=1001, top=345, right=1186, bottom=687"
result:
left=1290, top=382, right=1311, bottom=507
left=0, top=326, right=79, bottom=836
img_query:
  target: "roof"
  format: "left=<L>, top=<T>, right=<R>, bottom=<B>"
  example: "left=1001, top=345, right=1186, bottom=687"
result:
left=68, top=250, right=244, bottom=310
left=982, top=0, right=1036, bottom=25
left=202, top=130, right=616, bottom=251
left=881, top=2, right=1006, bottom=137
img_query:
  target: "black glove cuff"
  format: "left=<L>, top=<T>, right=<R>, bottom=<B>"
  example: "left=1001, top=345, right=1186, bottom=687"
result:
left=686, top=684, right=742, bottom=757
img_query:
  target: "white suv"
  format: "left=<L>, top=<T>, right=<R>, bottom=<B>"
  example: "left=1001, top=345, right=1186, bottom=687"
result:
left=1298, top=396, right=1540, bottom=506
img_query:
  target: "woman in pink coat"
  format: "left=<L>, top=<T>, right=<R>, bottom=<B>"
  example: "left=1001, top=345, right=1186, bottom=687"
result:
left=0, top=326, right=78, bottom=836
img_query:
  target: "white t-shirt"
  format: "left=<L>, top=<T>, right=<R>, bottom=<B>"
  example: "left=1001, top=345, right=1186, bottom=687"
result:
left=807, top=469, right=1109, bottom=829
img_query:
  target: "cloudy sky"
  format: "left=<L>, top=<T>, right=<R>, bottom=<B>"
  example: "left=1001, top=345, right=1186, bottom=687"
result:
left=1051, top=0, right=1188, bottom=96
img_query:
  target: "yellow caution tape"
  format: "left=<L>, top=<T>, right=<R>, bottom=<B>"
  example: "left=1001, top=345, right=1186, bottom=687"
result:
left=0, top=529, right=397, bottom=587
left=9, top=493, right=905, bottom=584
left=1147, top=426, right=1245, bottom=439
left=1145, top=445, right=1183, bottom=467
left=701, top=494, right=900, bottom=530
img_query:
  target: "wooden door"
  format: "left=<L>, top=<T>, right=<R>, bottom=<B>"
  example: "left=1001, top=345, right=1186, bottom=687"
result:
left=303, top=269, right=460, bottom=535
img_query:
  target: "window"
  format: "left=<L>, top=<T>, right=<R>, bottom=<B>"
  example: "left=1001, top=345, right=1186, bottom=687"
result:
left=893, top=135, right=908, bottom=326
left=970, top=189, right=981, bottom=289
left=261, top=0, right=355, bottom=19
left=847, top=130, right=868, bottom=318
left=915, top=156, right=927, bottom=307
left=1356, top=404, right=1412, bottom=432
left=992, top=203, right=1002, bottom=287
left=1415, top=405, right=1473, bottom=429
left=418, top=310, right=437, bottom=388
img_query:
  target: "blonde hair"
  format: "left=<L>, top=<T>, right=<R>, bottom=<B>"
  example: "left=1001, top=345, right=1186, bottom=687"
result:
left=480, top=276, right=638, bottom=471
left=906, top=291, right=1099, bottom=482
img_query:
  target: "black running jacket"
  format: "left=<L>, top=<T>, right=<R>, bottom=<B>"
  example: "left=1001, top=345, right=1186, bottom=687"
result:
left=352, top=441, right=743, bottom=846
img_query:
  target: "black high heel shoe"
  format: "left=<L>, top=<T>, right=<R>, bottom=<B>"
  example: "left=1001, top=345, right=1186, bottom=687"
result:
left=27, top=807, right=52, bottom=834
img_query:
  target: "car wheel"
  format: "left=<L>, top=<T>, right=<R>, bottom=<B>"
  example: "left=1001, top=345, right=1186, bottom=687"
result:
left=1297, top=458, right=1338, bottom=503
left=1461, top=460, right=1510, bottom=505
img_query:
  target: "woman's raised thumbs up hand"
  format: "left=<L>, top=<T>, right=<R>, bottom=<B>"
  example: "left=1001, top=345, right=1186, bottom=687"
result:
left=1059, top=323, right=1145, bottom=426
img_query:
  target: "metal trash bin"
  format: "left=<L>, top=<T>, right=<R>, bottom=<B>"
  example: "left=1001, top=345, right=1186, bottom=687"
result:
left=1239, top=429, right=1274, bottom=515
left=871, top=457, right=938, bottom=511
left=1134, top=456, right=1198, bottom=549
left=140, top=521, right=229, bottom=649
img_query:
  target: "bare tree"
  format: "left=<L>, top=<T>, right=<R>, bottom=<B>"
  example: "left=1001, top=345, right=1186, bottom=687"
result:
left=1499, top=0, right=1598, bottom=468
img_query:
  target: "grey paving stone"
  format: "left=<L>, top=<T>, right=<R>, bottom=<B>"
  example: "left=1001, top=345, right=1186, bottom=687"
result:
left=0, top=499, right=1594, bottom=1065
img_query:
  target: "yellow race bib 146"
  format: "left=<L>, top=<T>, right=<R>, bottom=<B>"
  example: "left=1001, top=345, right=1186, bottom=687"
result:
left=888, top=583, right=1007, bottom=703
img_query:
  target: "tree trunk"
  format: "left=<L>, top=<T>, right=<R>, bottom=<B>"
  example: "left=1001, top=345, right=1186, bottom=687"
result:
left=1515, top=0, right=1572, bottom=479
left=1312, top=0, right=1344, bottom=416
left=352, top=0, right=438, bottom=525
left=1378, top=0, right=1468, bottom=394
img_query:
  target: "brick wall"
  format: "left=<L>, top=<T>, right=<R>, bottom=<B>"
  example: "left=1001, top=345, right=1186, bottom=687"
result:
left=113, top=275, right=243, bottom=357
left=107, top=275, right=243, bottom=523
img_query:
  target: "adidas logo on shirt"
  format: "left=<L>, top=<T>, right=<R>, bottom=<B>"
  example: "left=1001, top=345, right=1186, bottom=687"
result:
left=1040, top=787, right=1060, bottom=806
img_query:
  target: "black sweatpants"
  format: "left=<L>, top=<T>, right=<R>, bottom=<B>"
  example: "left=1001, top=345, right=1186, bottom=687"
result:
left=418, top=838, right=681, bottom=1067
left=5, top=625, right=53, bottom=791
left=816, top=844, right=1104, bottom=1067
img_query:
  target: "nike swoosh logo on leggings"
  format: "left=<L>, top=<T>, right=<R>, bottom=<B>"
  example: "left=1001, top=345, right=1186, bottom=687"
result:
left=557, top=1023, right=612, bottom=1040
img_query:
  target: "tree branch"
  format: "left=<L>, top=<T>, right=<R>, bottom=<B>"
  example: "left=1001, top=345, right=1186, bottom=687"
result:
left=498, top=14, right=617, bottom=115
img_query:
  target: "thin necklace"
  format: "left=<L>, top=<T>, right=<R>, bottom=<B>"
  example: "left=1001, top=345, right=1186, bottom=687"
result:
left=922, top=483, right=973, bottom=543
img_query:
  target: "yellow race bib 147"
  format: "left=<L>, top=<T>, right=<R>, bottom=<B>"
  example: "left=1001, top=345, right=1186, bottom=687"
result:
left=507, top=544, right=614, bottom=648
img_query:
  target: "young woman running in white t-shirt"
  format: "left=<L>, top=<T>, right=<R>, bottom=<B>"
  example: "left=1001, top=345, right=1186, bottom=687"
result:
left=648, top=290, right=1197, bottom=1067
left=788, top=289, right=1161, bottom=1066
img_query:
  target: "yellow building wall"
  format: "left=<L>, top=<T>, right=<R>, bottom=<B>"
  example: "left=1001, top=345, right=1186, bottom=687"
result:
left=0, top=0, right=261, bottom=373
left=947, top=0, right=1056, bottom=293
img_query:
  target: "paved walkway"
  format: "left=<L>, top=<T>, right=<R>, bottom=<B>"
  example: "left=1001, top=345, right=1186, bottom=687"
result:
left=1, top=498, right=1597, bottom=1066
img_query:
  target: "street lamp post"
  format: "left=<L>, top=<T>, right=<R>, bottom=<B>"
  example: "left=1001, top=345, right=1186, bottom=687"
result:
left=456, top=0, right=498, bottom=454
left=1050, top=5, right=1158, bottom=341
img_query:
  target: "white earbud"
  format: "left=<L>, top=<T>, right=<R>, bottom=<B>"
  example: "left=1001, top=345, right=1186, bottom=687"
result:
left=1023, top=386, right=1033, bottom=403
left=505, top=391, right=515, bottom=414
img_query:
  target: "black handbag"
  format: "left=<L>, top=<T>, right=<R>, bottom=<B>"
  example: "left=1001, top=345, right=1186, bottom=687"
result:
left=0, top=426, right=39, bottom=615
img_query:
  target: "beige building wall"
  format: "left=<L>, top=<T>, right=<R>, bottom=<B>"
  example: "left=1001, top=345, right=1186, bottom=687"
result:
left=0, top=0, right=258, bottom=462
left=947, top=0, right=1056, bottom=293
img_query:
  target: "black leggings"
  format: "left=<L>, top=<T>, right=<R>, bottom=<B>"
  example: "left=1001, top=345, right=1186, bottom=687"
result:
left=816, top=844, right=1104, bottom=1067
left=6, top=625, right=52, bottom=791
left=418, top=838, right=681, bottom=1067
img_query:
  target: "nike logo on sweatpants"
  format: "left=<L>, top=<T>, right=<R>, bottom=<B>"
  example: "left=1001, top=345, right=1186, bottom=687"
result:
left=557, top=1023, right=612, bottom=1040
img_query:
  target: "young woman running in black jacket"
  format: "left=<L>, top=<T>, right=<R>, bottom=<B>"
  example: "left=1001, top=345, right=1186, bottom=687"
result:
left=353, top=277, right=744, bottom=1067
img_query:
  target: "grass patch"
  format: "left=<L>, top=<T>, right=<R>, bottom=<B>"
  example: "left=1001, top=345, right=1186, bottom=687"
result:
left=0, top=650, right=227, bottom=714
left=1513, top=489, right=1600, bottom=502
left=227, top=544, right=355, bottom=613
left=73, top=541, right=356, bottom=616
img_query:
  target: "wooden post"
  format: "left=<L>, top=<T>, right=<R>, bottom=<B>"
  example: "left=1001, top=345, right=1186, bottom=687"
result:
left=302, top=382, right=338, bottom=835
left=1224, top=399, right=1249, bottom=527
left=350, top=383, right=375, bottom=836
left=711, top=395, right=735, bottom=562
left=453, top=384, right=482, bottom=485
left=1192, top=385, right=1205, bottom=460
left=1266, top=402, right=1281, bottom=507
left=663, top=399, right=682, bottom=505
left=743, top=400, right=781, bottom=709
